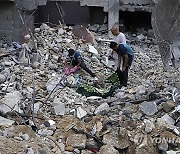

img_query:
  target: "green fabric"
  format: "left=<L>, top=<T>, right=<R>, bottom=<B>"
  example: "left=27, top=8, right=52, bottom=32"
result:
left=76, top=73, right=121, bottom=98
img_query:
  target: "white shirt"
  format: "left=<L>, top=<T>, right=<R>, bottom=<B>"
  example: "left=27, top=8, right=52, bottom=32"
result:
left=114, top=32, right=126, bottom=44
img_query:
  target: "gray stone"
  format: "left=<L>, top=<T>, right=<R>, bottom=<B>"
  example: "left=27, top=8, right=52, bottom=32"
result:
left=0, top=74, right=6, bottom=83
left=94, top=103, right=109, bottom=115
left=25, top=147, right=34, bottom=154
left=32, top=61, right=40, bottom=69
left=140, top=101, right=158, bottom=116
left=0, top=116, right=15, bottom=126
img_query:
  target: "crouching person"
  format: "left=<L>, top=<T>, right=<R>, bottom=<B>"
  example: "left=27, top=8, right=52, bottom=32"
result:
left=61, top=49, right=96, bottom=77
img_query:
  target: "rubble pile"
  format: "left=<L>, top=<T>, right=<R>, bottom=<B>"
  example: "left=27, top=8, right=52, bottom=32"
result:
left=0, top=23, right=180, bottom=154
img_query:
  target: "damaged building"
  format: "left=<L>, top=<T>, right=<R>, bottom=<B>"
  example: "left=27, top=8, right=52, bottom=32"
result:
left=0, top=0, right=155, bottom=41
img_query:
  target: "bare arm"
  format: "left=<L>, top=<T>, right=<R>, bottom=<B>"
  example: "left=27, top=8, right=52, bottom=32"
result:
left=77, top=59, right=81, bottom=67
left=118, top=54, right=121, bottom=69
left=123, top=54, right=129, bottom=70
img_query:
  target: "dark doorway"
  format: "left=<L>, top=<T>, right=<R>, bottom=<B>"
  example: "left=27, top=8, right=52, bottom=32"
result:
left=119, top=11, right=152, bottom=32
left=35, top=1, right=90, bottom=27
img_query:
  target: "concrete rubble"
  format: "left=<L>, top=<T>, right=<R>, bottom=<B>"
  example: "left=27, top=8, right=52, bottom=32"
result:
left=0, top=23, right=180, bottom=153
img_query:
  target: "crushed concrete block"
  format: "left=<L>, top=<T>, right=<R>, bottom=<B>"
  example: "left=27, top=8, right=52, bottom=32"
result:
left=66, top=134, right=87, bottom=149
left=94, top=103, right=109, bottom=115
left=76, top=107, right=87, bottom=119
left=99, top=145, right=119, bottom=154
left=88, top=45, right=98, bottom=55
left=0, top=116, right=15, bottom=126
left=58, top=28, right=65, bottom=35
left=38, top=129, right=53, bottom=137
left=140, top=101, right=158, bottom=116
left=52, top=103, right=65, bottom=116
left=0, top=91, right=21, bottom=114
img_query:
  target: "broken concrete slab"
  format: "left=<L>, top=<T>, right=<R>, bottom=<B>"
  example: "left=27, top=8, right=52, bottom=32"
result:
left=76, top=107, right=87, bottom=119
left=0, top=116, right=15, bottom=126
left=0, top=91, right=21, bottom=114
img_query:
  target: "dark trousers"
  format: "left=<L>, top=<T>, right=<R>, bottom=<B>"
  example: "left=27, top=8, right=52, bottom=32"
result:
left=72, top=60, right=95, bottom=77
left=116, top=67, right=129, bottom=87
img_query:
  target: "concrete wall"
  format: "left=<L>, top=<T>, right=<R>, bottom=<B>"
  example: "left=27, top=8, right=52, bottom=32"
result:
left=0, top=0, right=46, bottom=42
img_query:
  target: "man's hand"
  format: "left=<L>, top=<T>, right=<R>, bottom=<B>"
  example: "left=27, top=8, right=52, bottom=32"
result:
left=70, top=66, right=78, bottom=73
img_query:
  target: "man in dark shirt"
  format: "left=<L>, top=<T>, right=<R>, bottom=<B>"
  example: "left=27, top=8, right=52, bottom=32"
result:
left=110, top=42, right=134, bottom=87
left=63, top=49, right=96, bottom=77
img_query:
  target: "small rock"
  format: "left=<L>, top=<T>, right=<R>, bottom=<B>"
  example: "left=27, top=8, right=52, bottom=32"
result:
left=0, top=74, right=6, bottom=83
left=52, top=103, right=65, bottom=116
left=74, top=148, right=80, bottom=154
left=66, top=134, right=87, bottom=149
left=32, top=62, right=40, bottom=69
left=99, top=145, right=119, bottom=154
left=14, top=136, right=23, bottom=141
left=162, top=101, right=175, bottom=112
left=160, top=114, right=175, bottom=126
left=144, top=119, right=155, bottom=133
left=140, top=101, right=158, bottom=116
left=137, top=34, right=146, bottom=40
left=20, top=133, right=30, bottom=141
left=76, top=107, right=87, bottom=119
left=25, top=147, right=34, bottom=154
left=94, top=103, right=109, bottom=115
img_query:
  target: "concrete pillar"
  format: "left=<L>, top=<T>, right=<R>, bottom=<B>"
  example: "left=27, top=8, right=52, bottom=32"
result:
left=108, top=0, right=119, bottom=36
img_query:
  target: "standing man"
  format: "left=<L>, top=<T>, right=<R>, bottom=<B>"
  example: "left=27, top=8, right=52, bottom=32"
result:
left=111, top=27, right=126, bottom=44
left=111, top=27, right=127, bottom=70
left=110, top=42, right=134, bottom=87
left=62, top=49, right=96, bottom=77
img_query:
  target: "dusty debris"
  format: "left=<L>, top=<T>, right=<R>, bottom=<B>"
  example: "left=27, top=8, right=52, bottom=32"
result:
left=0, top=22, right=179, bottom=154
